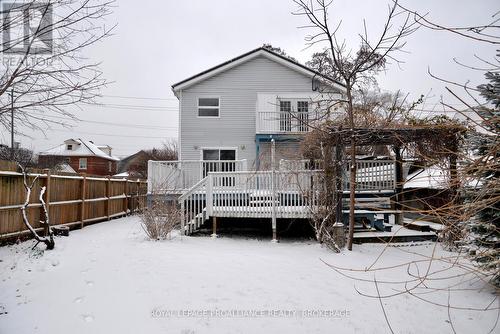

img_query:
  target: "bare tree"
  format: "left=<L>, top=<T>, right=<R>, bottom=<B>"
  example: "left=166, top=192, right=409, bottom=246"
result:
left=0, top=144, right=36, bottom=167
left=393, top=2, right=500, bottom=287
left=126, top=140, right=178, bottom=178
left=0, top=0, right=115, bottom=136
left=293, top=0, right=417, bottom=250
left=140, top=200, right=180, bottom=240
left=19, top=164, right=55, bottom=249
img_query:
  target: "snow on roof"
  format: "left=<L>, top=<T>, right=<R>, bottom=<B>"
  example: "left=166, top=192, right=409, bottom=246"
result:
left=58, top=162, right=76, bottom=173
left=40, top=138, right=120, bottom=161
left=404, top=165, right=449, bottom=189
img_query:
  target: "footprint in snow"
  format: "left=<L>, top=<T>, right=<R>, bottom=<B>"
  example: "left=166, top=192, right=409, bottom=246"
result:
left=74, top=297, right=84, bottom=303
left=85, top=280, right=94, bottom=287
left=82, top=314, right=94, bottom=322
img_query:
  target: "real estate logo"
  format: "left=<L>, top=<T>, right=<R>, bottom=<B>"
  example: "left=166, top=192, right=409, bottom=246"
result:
left=1, top=1, right=53, bottom=55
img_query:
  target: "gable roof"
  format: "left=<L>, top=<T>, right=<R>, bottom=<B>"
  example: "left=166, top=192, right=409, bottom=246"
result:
left=39, top=138, right=120, bottom=161
left=171, top=47, right=346, bottom=95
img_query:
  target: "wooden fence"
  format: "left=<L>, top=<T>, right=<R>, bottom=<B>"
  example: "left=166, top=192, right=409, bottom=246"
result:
left=0, top=170, right=147, bottom=240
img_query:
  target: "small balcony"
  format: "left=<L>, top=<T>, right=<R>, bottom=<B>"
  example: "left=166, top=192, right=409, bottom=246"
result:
left=256, top=111, right=314, bottom=134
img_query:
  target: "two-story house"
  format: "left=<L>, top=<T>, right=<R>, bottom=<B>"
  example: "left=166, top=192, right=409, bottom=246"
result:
left=39, top=139, right=119, bottom=176
left=148, top=47, right=404, bottom=238
left=171, top=47, right=345, bottom=173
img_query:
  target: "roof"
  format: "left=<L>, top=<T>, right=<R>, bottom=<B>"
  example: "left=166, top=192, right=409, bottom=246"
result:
left=171, top=47, right=346, bottom=95
left=117, top=150, right=150, bottom=173
left=39, top=138, right=120, bottom=161
left=404, top=165, right=449, bottom=189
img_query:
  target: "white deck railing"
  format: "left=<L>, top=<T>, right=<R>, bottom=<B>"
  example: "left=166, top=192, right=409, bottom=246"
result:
left=348, top=160, right=396, bottom=191
left=176, top=161, right=397, bottom=233
left=178, top=170, right=323, bottom=232
left=256, top=111, right=315, bottom=134
left=280, top=159, right=396, bottom=192
left=147, top=160, right=247, bottom=194
left=207, top=170, right=321, bottom=218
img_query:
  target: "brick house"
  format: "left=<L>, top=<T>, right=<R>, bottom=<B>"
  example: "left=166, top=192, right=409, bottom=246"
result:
left=38, top=139, right=119, bottom=176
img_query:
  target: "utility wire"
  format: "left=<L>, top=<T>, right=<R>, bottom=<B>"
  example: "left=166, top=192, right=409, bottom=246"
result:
left=30, top=112, right=177, bottom=130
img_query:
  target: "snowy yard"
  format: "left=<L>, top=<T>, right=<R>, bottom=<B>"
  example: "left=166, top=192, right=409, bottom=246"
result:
left=0, top=216, right=497, bottom=334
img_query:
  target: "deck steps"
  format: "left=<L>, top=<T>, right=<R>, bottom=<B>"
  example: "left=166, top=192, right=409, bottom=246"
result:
left=184, top=208, right=209, bottom=235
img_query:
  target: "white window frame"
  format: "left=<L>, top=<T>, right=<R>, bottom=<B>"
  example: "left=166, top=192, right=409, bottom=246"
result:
left=108, top=161, right=112, bottom=173
left=197, top=97, right=221, bottom=118
left=199, top=147, right=238, bottom=161
left=66, top=144, right=73, bottom=150
left=277, top=98, right=312, bottom=133
left=79, top=158, right=87, bottom=170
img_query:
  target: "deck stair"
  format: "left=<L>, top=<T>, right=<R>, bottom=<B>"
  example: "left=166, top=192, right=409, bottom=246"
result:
left=174, top=161, right=400, bottom=236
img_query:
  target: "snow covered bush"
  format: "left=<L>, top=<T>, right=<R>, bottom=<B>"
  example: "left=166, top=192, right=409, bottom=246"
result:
left=140, top=200, right=180, bottom=240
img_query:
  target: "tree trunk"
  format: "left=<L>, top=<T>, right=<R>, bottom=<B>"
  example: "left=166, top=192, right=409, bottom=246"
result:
left=346, top=83, right=357, bottom=251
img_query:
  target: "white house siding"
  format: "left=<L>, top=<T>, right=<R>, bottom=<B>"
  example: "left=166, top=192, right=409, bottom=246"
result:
left=178, top=55, right=315, bottom=166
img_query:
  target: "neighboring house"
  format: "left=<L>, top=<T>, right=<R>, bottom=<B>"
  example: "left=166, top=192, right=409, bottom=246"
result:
left=38, top=139, right=119, bottom=176
left=172, top=47, right=345, bottom=170
left=117, top=150, right=151, bottom=178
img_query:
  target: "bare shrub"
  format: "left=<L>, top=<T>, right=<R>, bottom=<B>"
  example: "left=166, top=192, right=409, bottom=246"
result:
left=140, top=200, right=180, bottom=240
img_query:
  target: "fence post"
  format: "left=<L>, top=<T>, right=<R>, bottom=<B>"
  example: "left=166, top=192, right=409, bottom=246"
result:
left=106, top=176, right=111, bottom=220
left=42, top=169, right=51, bottom=236
left=136, top=179, right=140, bottom=212
left=80, top=173, right=86, bottom=228
left=124, top=177, right=129, bottom=216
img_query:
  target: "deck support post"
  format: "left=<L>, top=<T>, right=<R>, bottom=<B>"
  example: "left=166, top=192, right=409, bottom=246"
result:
left=211, top=216, right=218, bottom=238
left=271, top=138, right=278, bottom=243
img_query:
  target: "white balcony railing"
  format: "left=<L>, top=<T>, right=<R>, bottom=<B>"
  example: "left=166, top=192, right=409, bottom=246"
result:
left=147, top=160, right=248, bottom=194
left=256, top=111, right=314, bottom=134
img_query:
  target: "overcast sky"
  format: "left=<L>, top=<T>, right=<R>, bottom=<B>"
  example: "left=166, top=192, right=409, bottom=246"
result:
left=5, top=0, right=498, bottom=157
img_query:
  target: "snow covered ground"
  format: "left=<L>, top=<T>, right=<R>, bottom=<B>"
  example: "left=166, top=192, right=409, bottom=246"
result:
left=0, top=216, right=497, bottom=334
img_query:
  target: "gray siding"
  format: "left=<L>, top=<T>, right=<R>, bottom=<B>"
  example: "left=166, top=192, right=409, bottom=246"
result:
left=179, top=55, right=314, bottom=167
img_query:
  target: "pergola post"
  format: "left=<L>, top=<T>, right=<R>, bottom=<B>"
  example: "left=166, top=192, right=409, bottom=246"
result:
left=394, top=146, right=404, bottom=225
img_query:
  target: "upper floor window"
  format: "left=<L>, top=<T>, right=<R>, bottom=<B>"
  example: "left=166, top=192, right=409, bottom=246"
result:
left=279, top=99, right=310, bottom=132
left=198, top=97, right=219, bottom=117
left=67, top=144, right=73, bottom=150
left=79, top=158, right=87, bottom=170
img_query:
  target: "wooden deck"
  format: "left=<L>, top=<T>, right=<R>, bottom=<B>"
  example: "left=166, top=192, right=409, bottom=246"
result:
left=147, top=159, right=410, bottom=241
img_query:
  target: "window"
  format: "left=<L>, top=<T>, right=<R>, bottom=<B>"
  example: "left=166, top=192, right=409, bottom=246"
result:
left=279, top=100, right=292, bottom=132
left=278, top=99, right=311, bottom=132
left=297, top=101, right=309, bottom=132
left=79, top=158, right=87, bottom=170
left=67, top=144, right=73, bottom=150
left=198, top=97, right=219, bottom=117
left=108, top=161, right=112, bottom=173
left=202, top=148, right=236, bottom=177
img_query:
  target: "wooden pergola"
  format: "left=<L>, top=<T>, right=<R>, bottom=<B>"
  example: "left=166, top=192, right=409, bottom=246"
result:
left=325, top=125, right=464, bottom=226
